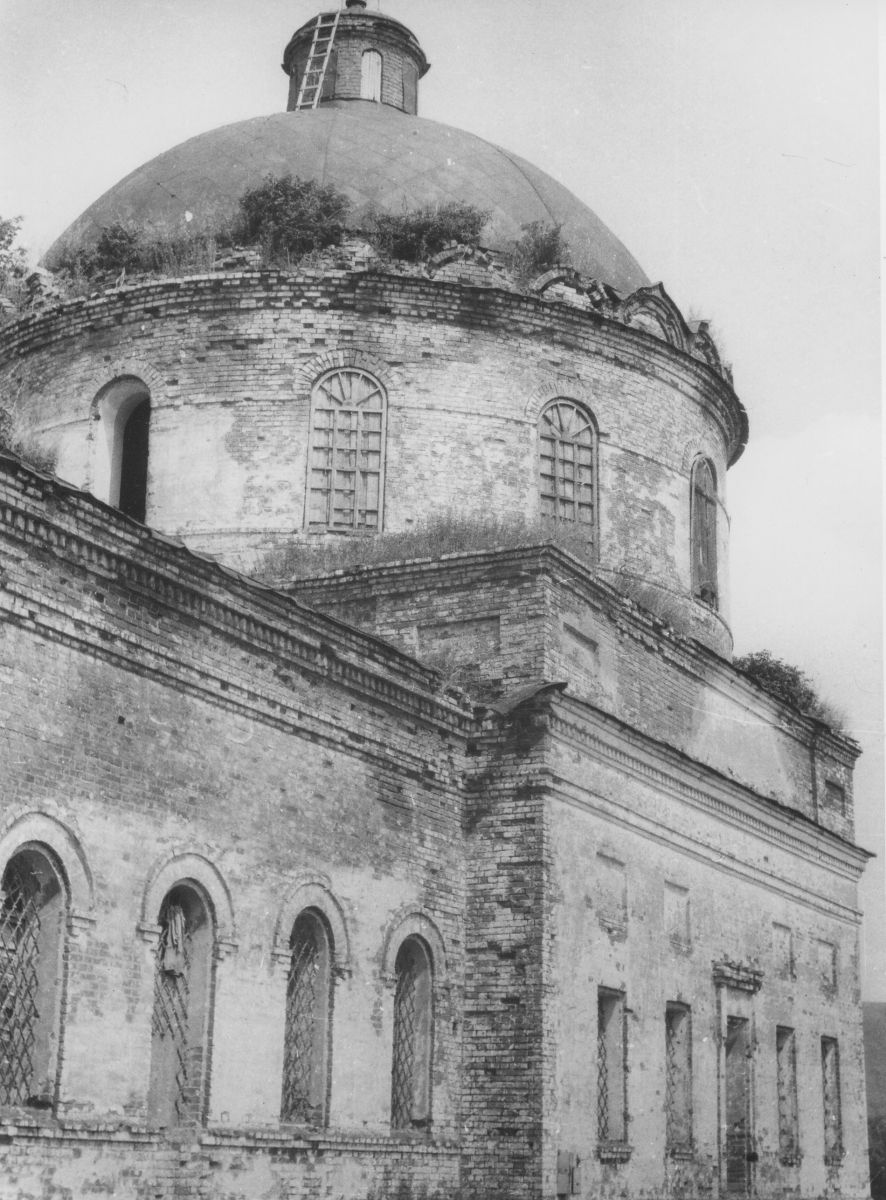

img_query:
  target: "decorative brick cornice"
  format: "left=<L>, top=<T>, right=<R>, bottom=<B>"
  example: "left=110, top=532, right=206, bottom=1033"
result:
left=712, top=960, right=763, bottom=993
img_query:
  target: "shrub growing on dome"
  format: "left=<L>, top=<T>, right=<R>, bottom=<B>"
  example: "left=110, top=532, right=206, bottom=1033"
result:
left=733, top=649, right=843, bottom=729
left=508, top=220, right=569, bottom=281
left=367, top=201, right=489, bottom=262
left=234, top=173, right=350, bottom=261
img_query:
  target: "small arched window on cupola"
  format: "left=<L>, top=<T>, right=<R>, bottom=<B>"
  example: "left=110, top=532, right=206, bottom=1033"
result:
left=0, top=847, right=68, bottom=1110
left=690, top=457, right=718, bottom=609
left=391, top=936, right=434, bottom=1131
left=538, top=399, right=598, bottom=550
left=307, top=368, right=387, bottom=532
left=361, top=49, right=383, bottom=102
left=95, top=376, right=151, bottom=523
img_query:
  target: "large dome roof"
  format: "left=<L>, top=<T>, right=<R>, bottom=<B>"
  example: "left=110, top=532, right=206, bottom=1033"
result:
left=45, top=101, right=649, bottom=293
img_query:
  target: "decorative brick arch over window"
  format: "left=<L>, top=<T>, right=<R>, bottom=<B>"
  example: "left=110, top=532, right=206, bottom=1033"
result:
left=0, top=845, right=67, bottom=1109
left=391, top=935, right=434, bottom=1131
left=690, top=457, right=718, bottom=609
left=306, top=368, right=387, bottom=532
left=281, top=908, right=334, bottom=1126
left=538, top=399, right=598, bottom=547
left=147, top=882, right=215, bottom=1127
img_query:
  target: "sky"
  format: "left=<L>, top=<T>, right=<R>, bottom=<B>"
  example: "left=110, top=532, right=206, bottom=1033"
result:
left=0, top=0, right=882, bottom=990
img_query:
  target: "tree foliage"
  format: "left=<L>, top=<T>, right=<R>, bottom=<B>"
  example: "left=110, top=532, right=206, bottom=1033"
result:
left=368, top=201, right=488, bottom=262
left=235, top=173, right=350, bottom=260
left=0, top=215, right=29, bottom=304
left=733, top=649, right=839, bottom=727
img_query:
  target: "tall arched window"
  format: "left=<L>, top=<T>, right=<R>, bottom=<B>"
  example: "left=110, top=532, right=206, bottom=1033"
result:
left=690, top=457, right=718, bottom=608
left=95, top=376, right=151, bottom=522
left=0, top=848, right=67, bottom=1108
left=148, top=884, right=214, bottom=1126
left=307, top=368, right=387, bottom=531
left=361, top=49, right=383, bottom=102
left=538, top=399, right=598, bottom=546
left=391, top=936, right=433, bottom=1130
left=281, top=909, right=333, bottom=1125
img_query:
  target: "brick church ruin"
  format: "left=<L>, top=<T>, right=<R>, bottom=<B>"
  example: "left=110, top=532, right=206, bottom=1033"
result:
left=0, top=4, right=871, bottom=1198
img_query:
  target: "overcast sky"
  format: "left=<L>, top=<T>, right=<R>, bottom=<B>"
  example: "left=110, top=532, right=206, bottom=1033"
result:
left=1, top=0, right=882, bottom=992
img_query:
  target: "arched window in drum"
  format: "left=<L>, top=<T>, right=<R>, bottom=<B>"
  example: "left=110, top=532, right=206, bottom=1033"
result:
left=690, top=457, right=718, bottom=609
left=538, top=399, right=598, bottom=547
left=307, top=368, right=387, bottom=531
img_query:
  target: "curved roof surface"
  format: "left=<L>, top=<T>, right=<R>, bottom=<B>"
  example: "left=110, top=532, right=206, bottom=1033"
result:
left=46, top=101, right=648, bottom=293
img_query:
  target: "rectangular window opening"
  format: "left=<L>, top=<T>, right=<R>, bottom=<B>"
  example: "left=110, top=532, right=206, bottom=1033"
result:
left=597, top=988, right=627, bottom=1149
left=821, top=1037, right=843, bottom=1166
left=776, top=1027, right=799, bottom=1165
left=665, top=1003, right=693, bottom=1155
left=724, top=1015, right=751, bottom=1194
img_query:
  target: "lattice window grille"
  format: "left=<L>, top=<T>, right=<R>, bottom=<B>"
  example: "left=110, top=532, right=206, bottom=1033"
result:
left=821, top=1038, right=843, bottom=1164
left=597, top=1013, right=611, bottom=1140
left=666, top=1006, right=692, bottom=1151
left=308, top=369, right=386, bottom=531
left=539, top=400, right=596, bottom=537
left=391, top=955, right=418, bottom=1128
left=282, top=926, right=322, bottom=1123
left=776, top=1028, right=799, bottom=1162
left=0, top=862, right=42, bottom=1105
left=151, top=904, right=193, bottom=1124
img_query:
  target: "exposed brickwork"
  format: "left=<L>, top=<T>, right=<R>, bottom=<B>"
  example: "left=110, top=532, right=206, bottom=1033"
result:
left=0, top=265, right=743, bottom=654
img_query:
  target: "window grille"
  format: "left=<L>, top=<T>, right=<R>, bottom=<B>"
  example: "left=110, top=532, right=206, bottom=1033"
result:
left=776, top=1027, right=799, bottom=1164
left=281, top=911, right=331, bottom=1125
left=724, top=1016, right=751, bottom=1194
left=307, top=369, right=386, bottom=531
left=539, top=400, right=597, bottom=542
left=148, top=887, right=212, bottom=1127
left=597, top=989, right=627, bottom=1145
left=690, top=457, right=718, bottom=608
left=665, top=1004, right=693, bottom=1152
left=821, top=1037, right=843, bottom=1165
left=391, top=937, right=432, bottom=1130
left=0, top=852, right=64, bottom=1108
left=150, top=903, right=193, bottom=1124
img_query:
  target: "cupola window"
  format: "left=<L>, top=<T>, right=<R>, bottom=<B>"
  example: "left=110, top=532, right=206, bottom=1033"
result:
left=690, top=457, right=718, bottom=608
left=307, top=368, right=386, bottom=532
left=361, top=50, right=383, bottom=102
left=538, top=399, right=597, bottom=546
left=95, top=376, right=151, bottom=523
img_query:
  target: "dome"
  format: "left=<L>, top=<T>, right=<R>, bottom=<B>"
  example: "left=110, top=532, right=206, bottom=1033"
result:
left=45, top=100, right=649, bottom=294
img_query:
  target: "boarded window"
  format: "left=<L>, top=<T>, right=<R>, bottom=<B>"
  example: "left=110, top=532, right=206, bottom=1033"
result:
left=690, top=457, right=718, bottom=608
left=307, top=368, right=386, bottom=531
left=402, top=61, right=418, bottom=112
left=776, top=1027, right=799, bottom=1164
left=148, top=885, right=214, bottom=1126
left=597, top=988, right=627, bottom=1145
left=725, top=1016, right=752, bottom=1194
left=281, top=909, right=333, bottom=1125
left=664, top=883, right=690, bottom=951
left=772, top=923, right=795, bottom=980
left=360, top=49, right=382, bottom=101
left=0, top=849, right=66, bottom=1108
left=665, top=1003, right=693, bottom=1152
left=539, top=399, right=597, bottom=546
left=821, top=1037, right=842, bottom=1165
left=595, top=854, right=627, bottom=935
left=391, top=936, right=433, bottom=1130
left=816, top=940, right=837, bottom=991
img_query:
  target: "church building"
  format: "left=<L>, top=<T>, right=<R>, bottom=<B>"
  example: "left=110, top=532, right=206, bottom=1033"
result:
left=0, top=4, right=871, bottom=1198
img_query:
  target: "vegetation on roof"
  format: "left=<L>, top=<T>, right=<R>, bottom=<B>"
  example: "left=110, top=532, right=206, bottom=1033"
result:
left=366, top=201, right=489, bottom=262
left=257, top=512, right=595, bottom=583
left=733, top=649, right=844, bottom=730
left=507, top=220, right=569, bottom=282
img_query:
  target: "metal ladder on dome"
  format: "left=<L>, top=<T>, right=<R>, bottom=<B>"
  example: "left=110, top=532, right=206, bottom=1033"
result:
left=294, top=11, right=341, bottom=110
